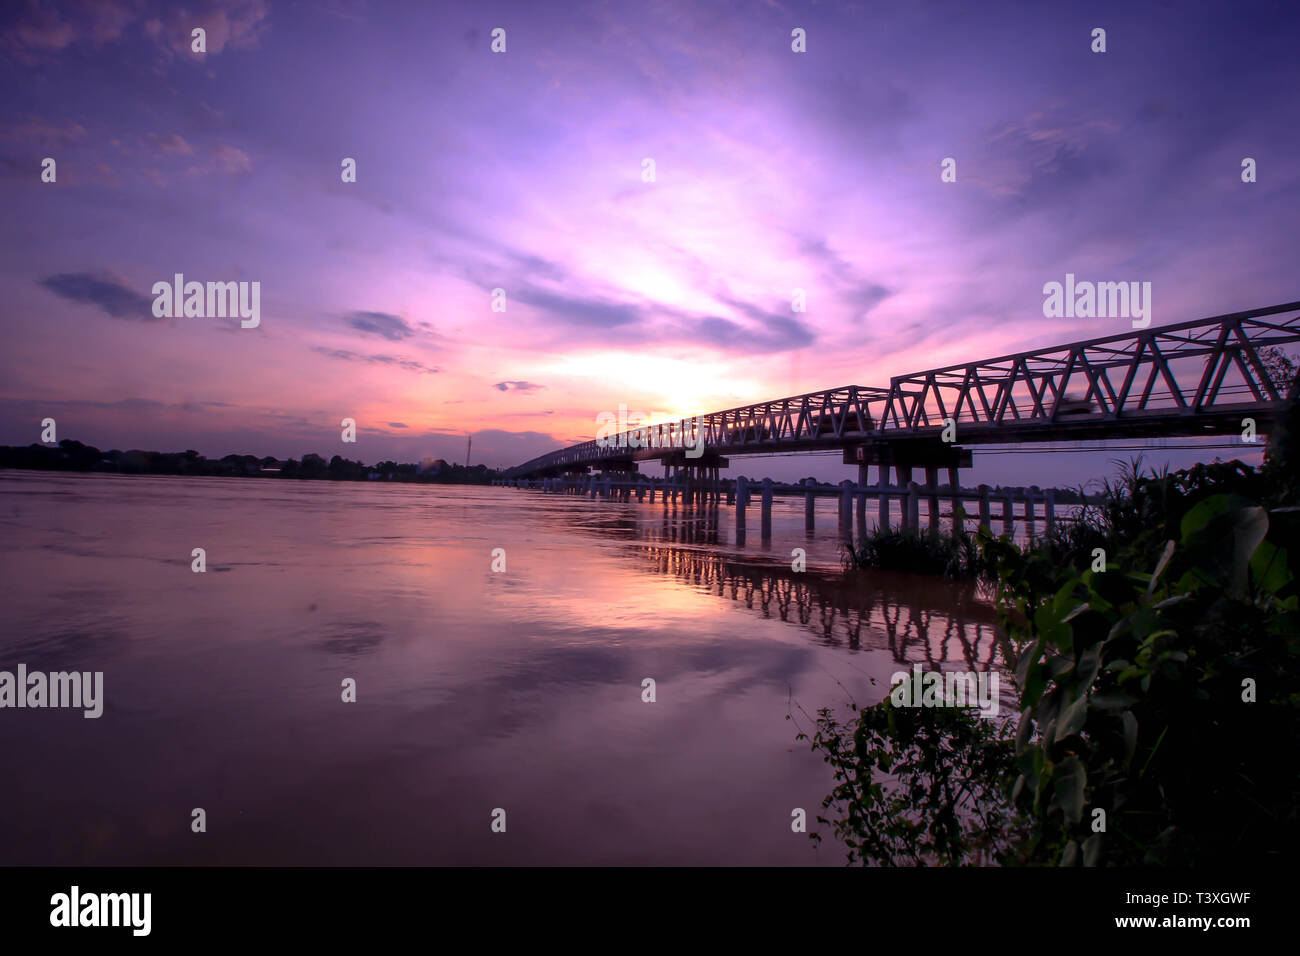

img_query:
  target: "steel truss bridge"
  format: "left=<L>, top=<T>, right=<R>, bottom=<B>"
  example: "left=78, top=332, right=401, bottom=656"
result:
left=503, top=302, right=1300, bottom=479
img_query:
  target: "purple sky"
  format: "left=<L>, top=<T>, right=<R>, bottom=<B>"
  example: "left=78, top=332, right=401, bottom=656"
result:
left=2, top=0, right=1297, bottom=486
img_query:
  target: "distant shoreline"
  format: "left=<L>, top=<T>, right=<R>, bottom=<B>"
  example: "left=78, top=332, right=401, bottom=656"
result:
left=0, top=441, right=502, bottom=485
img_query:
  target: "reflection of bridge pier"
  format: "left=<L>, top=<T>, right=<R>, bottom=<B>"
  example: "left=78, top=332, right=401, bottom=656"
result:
left=637, top=545, right=1008, bottom=671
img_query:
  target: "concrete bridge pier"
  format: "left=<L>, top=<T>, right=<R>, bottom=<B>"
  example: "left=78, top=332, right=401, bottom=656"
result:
left=907, top=481, right=921, bottom=530
left=896, top=466, right=914, bottom=531
left=949, top=465, right=963, bottom=537
left=805, top=492, right=815, bottom=531
left=846, top=442, right=973, bottom=539
left=838, top=481, right=853, bottom=541
left=1002, top=490, right=1015, bottom=535
left=978, top=484, right=992, bottom=533
left=761, top=478, right=773, bottom=540
left=877, top=462, right=891, bottom=532
left=924, top=466, right=942, bottom=541
left=736, top=476, right=748, bottom=533
left=656, top=453, right=728, bottom=508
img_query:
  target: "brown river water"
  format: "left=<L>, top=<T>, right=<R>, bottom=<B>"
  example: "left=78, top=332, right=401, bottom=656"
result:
left=0, top=470, right=1012, bottom=865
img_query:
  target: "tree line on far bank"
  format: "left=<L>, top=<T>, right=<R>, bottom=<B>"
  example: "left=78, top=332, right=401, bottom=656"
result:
left=0, top=440, right=500, bottom=485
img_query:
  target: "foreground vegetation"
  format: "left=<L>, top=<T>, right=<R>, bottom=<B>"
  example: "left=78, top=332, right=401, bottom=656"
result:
left=801, top=403, right=1300, bottom=866
left=844, top=526, right=990, bottom=579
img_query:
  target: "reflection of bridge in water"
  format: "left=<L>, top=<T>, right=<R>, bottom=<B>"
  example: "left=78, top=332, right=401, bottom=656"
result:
left=637, top=542, right=1008, bottom=673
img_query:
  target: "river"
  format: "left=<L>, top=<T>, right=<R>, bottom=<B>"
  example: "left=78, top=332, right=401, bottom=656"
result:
left=0, top=470, right=1011, bottom=865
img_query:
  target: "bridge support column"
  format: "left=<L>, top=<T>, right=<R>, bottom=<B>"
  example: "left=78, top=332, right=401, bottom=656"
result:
left=948, top=465, right=962, bottom=538
left=1045, top=489, right=1056, bottom=537
left=761, top=479, right=773, bottom=540
left=978, top=485, right=991, bottom=533
left=736, top=477, right=748, bottom=533
left=877, top=462, right=890, bottom=533
left=925, top=466, right=940, bottom=541
left=907, top=482, right=921, bottom=531
left=855, top=465, right=868, bottom=538
left=1026, top=486, right=1039, bottom=539
left=1002, top=490, right=1014, bottom=535
left=805, top=493, right=815, bottom=531
left=839, top=482, right=853, bottom=541
left=896, top=466, right=913, bottom=531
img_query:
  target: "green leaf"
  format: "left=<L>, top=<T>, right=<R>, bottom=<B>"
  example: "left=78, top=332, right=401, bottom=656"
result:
left=1075, top=644, right=1103, bottom=688
left=1055, top=755, right=1086, bottom=826
left=1092, top=691, right=1137, bottom=711
left=1062, top=602, right=1091, bottom=623
left=1057, top=695, right=1089, bottom=741
left=1082, top=833, right=1102, bottom=867
left=1015, top=708, right=1033, bottom=753
left=1179, top=494, right=1269, bottom=597
left=1147, top=540, right=1176, bottom=596
left=1251, top=539, right=1292, bottom=597
left=1121, top=711, right=1138, bottom=767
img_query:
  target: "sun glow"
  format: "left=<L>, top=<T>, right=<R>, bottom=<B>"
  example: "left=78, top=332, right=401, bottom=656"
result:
left=541, top=352, right=760, bottom=422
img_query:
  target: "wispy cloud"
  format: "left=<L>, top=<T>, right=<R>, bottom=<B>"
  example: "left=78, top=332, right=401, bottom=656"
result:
left=311, top=347, right=439, bottom=374
left=345, top=311, right=414, bottom=341
left=38, top=272, right=156, bottom=320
